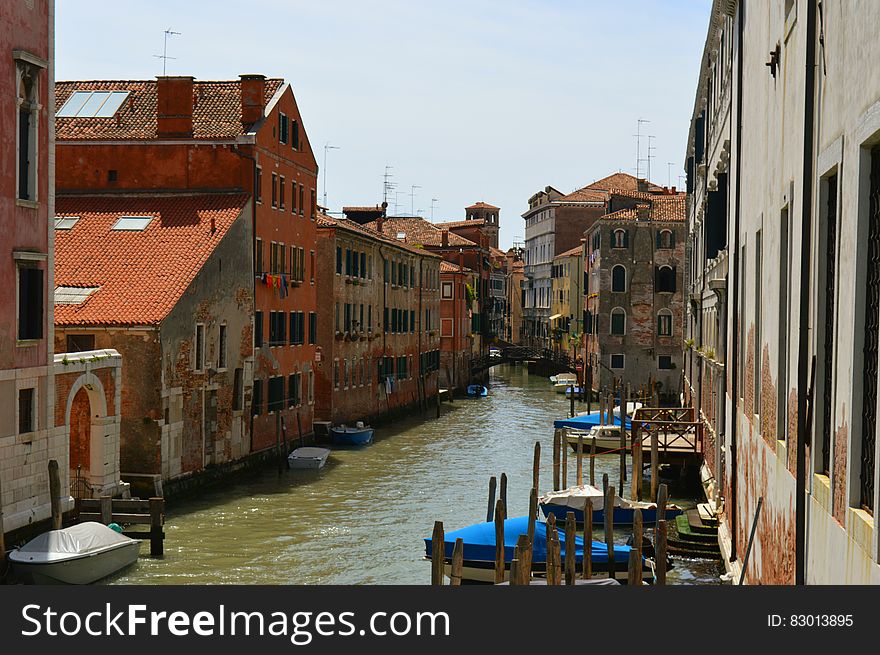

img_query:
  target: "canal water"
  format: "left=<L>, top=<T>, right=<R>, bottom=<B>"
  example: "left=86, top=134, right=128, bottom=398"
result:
left=110, top=364, right=722, bottom=585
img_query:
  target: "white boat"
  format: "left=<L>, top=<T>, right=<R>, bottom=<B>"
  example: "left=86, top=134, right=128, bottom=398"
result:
left=551, top=373, right=577, bottom=387
left=288, top=446, right=331, bottom=469
left=566, top=425, right=626, bottom=453
left=9, top=522, right=140, bottom=584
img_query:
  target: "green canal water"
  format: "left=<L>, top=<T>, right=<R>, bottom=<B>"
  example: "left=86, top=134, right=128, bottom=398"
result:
left=109, top=364, right=722, bottom=585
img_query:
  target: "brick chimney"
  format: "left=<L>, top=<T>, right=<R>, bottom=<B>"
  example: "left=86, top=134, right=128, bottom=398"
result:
left=376, top=216, right=384, bottom=233
left=240, top=74, right=266, bottom=126
left=441, top=229, right=449, bottom=247
left=157, top=76, right=194, bottom=138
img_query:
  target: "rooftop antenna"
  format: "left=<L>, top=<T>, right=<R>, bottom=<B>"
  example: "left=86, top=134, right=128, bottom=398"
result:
left=382, top=165, right=394, bottom=205
left=647, top=135, right=656, bottom=184
left=410, top=184, right=421, bottom=217
left=667, top=162, right=675, bottom=188
left=153, top=28, right=181, bottom=76
left=322, top=143, right=340, bottom=209
left=430, top=198, right=439, bottom=221
left=633, top=118, right=650, bottom=182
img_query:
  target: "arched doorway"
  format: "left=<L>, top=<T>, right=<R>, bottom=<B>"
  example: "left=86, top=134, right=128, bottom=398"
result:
left=64, top=372, right=109, bottom=498
left=69, top=386, right=91, bottom=478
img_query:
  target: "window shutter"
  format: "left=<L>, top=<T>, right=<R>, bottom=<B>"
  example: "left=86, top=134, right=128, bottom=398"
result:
left=656, top=230, right=661, bottom=249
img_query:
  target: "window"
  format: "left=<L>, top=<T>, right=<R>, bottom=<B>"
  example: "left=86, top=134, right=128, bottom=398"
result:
left=18, top=266, right=43, bottom=341
left=233, top=368, right=244, bottom=411
left=18, top=387, right=35, bottom=434
left=658, top=311, right=673, bottom=337
left=252, top=379, right=263, bottom=415
left=333, top=360, right=340, bottom=389
left=754, top=231, right=762, bottom=418
left=288, top=373, right=300, bottom=407
left=279, top=176, right=285, bottom=209
left=311, top=190, right=317, bottom=220
left=611, top=265, right=626, bottom=293
left=309, top=312, right=316, bottom=344
left=441, top=318, right=454, bottom=337
left=268, top=377, right=285, bottom=412
left=219, top=324, right=228, bottom=369
left=279, top=113, right=289, bottom=144
left=111, top=216, right=152, bottom=231
left=311, top=251, right=316, bottom=284
left=292, top=179, right=298, bottom=214
left=57, top=90, right=129, bottom=118
left=613, top=229, right=628, bottom=248
left=299, top=185, right=304, bottom=215
left=655, top=266, right=676, bottom=293
left=66, top=334, right=95, bottom=352
left=17, top=63, right=39, bottom=202
left=255, top=167, right=262, bottom=203
left=610, top=354, right=625, bottom=370
left=291, top=119, right=300, bottom=150
left=195, top=324, right=205, bottom=371
left=55, top=216, right=79, bottom=230
left=255, top=311, right=263, bottom=347
left=658, top=229, right=674, bottom=249
left=659, top=355, right=674, bottom=370
left=308, top=370, right=314, bottom=404
left=820, top=174, right=838, bottom=474
left=441, top=282, right=453, bottom=299
left=271, top=173, right=277, bottom=208
left=610, top=308, right=626, bottom=336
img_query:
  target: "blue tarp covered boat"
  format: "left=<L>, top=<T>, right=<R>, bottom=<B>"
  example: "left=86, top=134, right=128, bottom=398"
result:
left=424, top=516, right=649, bottom=583
left=553, top=408, right=634, bottom=431
left=466, top=384, right=488, bottom=397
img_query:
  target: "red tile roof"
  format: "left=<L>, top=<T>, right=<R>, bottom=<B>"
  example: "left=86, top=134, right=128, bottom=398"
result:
left=466, top=201, right=499, bottom=210
left=599, top=194, right=685, bottom=223
left=555, top=245, right=585, bottom=259
left=317, top=214, right=440, bottom=258
left=434, top=218, right=487, bottom=229
left=557, top=188, right=607, bottom=203
left=54, top=193, right=250, bottom=325
left=440, top=260, right=473, bottom=273
left=364, top=217, right=478, bottom=248
left=55, top=79, right=284, bottom=140
left=585, top=172, right=665, bottom=194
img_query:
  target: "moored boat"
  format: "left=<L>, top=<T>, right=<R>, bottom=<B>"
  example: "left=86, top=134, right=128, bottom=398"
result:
left=550, top=373, right=577, bottom=386
left=565, top=425, right=627, bottom=453
left=424, top=516, right=653, bottom=583
left=9, top=522, right=141, bottom=585
left=330, top=422, right=374, bottom=445
left=466, top=384, right=488, bottom=397
left=539, top=484, right=684, bottom=526
left=287, top=446, right=331, bottom=469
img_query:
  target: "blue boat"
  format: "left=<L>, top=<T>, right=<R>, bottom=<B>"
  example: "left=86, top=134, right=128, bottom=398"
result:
left=466, top=384, right=488, bottom=397
left=564, top=386, right=586, bottom=397
left=424, top=516, right=651, bottom=583
left=330, top=424, right=374, bottom=445
left=553, top=408, right=632, bottom=431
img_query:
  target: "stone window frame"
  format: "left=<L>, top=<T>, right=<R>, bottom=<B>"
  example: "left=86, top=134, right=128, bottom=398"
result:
left=14, top=51, right=46, bottom=208
left=659, top=229, right=674, bottom=249
left=610, top=307, right=626, bottom=336
left=657, top=309, right=674, bottom=337
left=612, top=229, right=627, bottom=249
left=194, top=323, right=206, bottom=372
left=218, top=323, right=228, bottom=371
left=611, top=265, right=627, bottom=293
left=610, top=353, right=625, bottom=370
left=441, top=281, right=454, bottom=300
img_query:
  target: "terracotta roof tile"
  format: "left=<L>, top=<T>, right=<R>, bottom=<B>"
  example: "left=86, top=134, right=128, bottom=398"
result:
left=585, top=172, right=665, bottom=193
left=555, top=245, right=584, bottom=259
left=440, top=260, right=473, bottom=273
left=363, top=217, right=478, bottom=248
left=434, top=218, right=487, bottom=229
left=54, top=193, right=250, bottom=325
left=466, top=201, right=499, bottom=210
left=557, top=188, right=607, bottom=203
left=599, top=194, right=685, bottom=223
left=55, top=79, right=284, bottom=140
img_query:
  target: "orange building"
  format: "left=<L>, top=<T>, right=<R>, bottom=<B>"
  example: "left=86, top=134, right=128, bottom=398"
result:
left=439, top=261, right=476, bottom=392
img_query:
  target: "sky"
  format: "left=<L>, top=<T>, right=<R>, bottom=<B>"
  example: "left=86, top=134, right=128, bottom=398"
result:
left=56, top=0, right=712, bottom=250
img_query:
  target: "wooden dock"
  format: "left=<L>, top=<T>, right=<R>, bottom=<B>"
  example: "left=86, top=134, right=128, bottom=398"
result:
left=76, top=497, right=166, bottom=556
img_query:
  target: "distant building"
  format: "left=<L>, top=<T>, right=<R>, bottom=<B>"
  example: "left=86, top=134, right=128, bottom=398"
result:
left=550, top=245, right=585, bottom=361
left=506, top=251, right=526, bottom=345
left=439, top=261, right=476, bottom=392
left=584, top=193, right=685, bottom=396
left=314, top=215, right=440, bottom=424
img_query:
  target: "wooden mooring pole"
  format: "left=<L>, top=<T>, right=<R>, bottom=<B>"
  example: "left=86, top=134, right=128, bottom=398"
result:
left=618, top=429, right=626, bottom=493
left=633, top=508, right=643, bottom=564
left=552, top=430, right=561, bottom=491
left=486, top=476, right=497, bottom=523
left=605, top=485, right=615, bottom=579
left=431, top=521, right=445, bottom=585
left=561, top=432, right=568, bottom=490
left=656, top=483, right=669, bottom=533
left=565, top=511, right=576, bottom=585
left=48, top=459, right=62, bottom=530
left=100, top=496, right=112, bottom=525
left=149, top=497, right=164, bottom=557
left=532, top=442, right=541, bottom=494
left=494, top=500, right=505, bottom=584
left=569, top=385, right=575, bottom=418
left=627, top=549, right=641, bottom=586
left=590, top=437, right=596, bottom=486
left=450, top=538, right=464, bottom=586
left=499, top=473, right=508, bottom=518
left=582, top=498, right=593, bottom=579
left=656, top=518, right=667, bottom=585
left=527, top=487, right=538, bottom=575
left=576, top=435, right=584, bottom=486
left=651, top=426, right=660, bottom=502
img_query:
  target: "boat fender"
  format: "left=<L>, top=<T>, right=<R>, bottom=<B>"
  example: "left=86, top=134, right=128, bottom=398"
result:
left=108, top=522, right=123, bottom=533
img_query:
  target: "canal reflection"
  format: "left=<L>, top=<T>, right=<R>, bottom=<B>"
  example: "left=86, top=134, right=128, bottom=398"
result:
left=110, top=364, right=721, bottom=585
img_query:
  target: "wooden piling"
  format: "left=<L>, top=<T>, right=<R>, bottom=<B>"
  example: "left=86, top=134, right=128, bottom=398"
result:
left=149, top=497, right=164, bottom=557
left=552, top=430, right=561, bottom=491
left=605, top=485, right=615, bottom=579
left=576, top=435, right=584, bottom=486
left=100, top=495, right=112, bottom=525
left=551, top=530, right=562, bottom=585
left=650, top=426, right=660, bottom=502
left=486, top=476, right=497, bottom=523
left=276, top=411, right=283, bottom=475
left=527, top=487, right=538, bottom=550
left=627, top=549, right=641, bottom=586
left=656, top=519, right=667, bottom=585
left=494, top=500, right=505, bottom=584
left=500, top=473, right=508, bottom=518
left=431, top=521, right=445, bottom=585
left=561, top=432, right=568, bottom=489
left=599, top=394, right=605, bottom=425
left=510, top=545, right=521, bottom=586
left=602, top=472, right=608, bottom=496
left=582, top=498, right=593, bottom=579
left=633, top=508, right=643, bottom=564
left=656, top=483, right=669, bottom=533
left=48, top=459, right=62, bottom=530
left=450, top=538, right=464, bottom=586
left=517, top=534, right=531, bottom=585
left=618, top=429, right=626, bottom=494
left=532, top=442, right=541, bottom=493
left=565, top=511, right=576, bottom=585
left=590, top=437, right=596, bottom=486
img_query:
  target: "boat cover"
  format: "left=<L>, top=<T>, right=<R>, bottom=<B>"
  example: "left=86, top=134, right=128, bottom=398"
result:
left=289, top=447, right=330, bottom=459
left=424, top=516, right=635, bottom=565
left=539, top=485, right=660, bottom=512
left=11, top=522, right=133, bottom=563
left=553, top=410, right=631, bottom=431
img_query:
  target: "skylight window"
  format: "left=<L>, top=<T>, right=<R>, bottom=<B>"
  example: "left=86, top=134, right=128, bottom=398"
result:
left=111, top=216, right=153, bottom=231
left=54, top=216, right=79, bottom=230
left=57, top=90, right=130, bottom=118
left=55, top=286, right=99, bottom=305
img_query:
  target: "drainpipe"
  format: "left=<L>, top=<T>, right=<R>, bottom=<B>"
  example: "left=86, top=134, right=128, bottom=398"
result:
left=795, top=0, right=819, bottom=587
left=728, top=0, right=745, bottom=562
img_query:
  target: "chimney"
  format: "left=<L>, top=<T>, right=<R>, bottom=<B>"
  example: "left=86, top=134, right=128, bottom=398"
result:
left=240, top=74, right=266, bottom=126
left=671, top=186, right=677, bottom=194
left=376, top=216, right=384, bottom=233
left=157, top=76, right=194, bottom=138
left=441, top=229, right=449, bottom=247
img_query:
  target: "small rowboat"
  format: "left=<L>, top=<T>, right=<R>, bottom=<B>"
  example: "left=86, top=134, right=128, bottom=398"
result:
left=9, top=522, right=140, bottom=585
left=466, top=384, right=488, bottom=397
left=287, top=446, right=331, bottom=469
left=330, top=423, right=374, bottom=445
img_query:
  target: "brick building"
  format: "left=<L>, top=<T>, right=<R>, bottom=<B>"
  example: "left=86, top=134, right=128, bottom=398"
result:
left=53, top=194, right=255, bottom=486
left=584, top=193, right=686, bottom=396
left=439, top=261, right=477, bottom=392
left=314, top=215, right=440, bottom=424
left=53, top=72, right=319, bottom=457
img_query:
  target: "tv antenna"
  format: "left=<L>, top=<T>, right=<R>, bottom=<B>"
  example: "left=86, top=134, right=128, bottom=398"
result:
left=430, top=198, right=439, bottom=221
left=647, top=135, right=656, bottom=183
left=153, top=28, right=181, bottom=76
left=382, top=166, right=394, bottom=205
left=633, top=118, right=650, bottom=181
left=667, top=162, right=675, bottom=188
left=322, top=143, right=340, bottom=209
left=410, top=184, right=421, bottom=217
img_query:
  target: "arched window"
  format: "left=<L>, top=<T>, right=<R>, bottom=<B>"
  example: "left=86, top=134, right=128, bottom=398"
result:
left=657, top=310, right=673, bottom=336
left=655, top=265, right=676, bottom=293
left=658, top=229, right=674, bottom=249
left=613, top=229, right=629, bottom=249
left=612, top=265, right=626, bottom=293
left=610, top=308, right=626, bottom=335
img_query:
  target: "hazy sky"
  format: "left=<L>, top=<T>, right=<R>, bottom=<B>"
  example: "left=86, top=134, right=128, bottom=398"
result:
left=56, top=1, right=711, bottom=249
